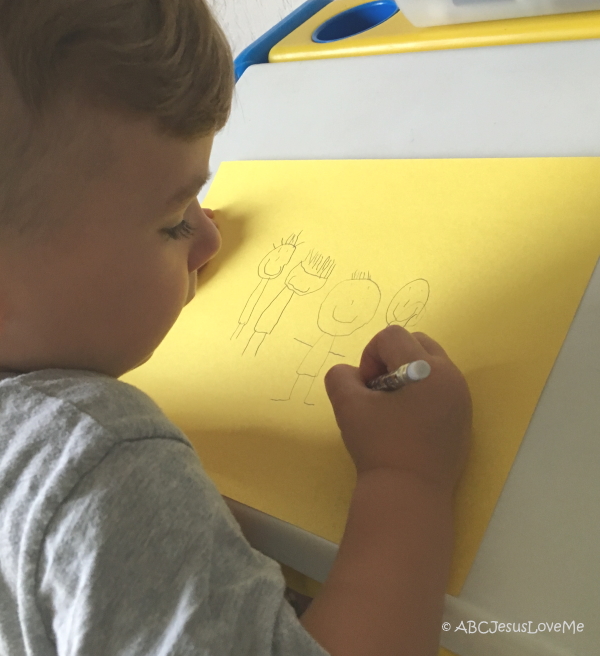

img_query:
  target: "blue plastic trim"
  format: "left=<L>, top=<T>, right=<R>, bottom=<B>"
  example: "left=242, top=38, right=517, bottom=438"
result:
left=313, top=1, right=399, bottom=43
left=233, top=0, right=334, bottom=82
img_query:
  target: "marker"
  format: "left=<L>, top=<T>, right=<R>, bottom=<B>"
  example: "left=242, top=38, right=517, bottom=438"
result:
left=366, top=359, right=431, bottom=392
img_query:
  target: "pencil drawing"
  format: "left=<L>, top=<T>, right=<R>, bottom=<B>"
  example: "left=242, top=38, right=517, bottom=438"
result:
left=386, top=279, right=430, bottom=328
left=231, top=233, right=302, bottom=339
left=243, top=249, right=336, bottom=356
left=273, top=271, right=381, bottom=405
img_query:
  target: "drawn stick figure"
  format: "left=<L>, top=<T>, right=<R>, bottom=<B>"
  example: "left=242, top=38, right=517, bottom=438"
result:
left=274, top=272, right=381, bottom=405
left=232, top=233, right=302, bottom=339
left=386, top=279, right=430, bottom=328
left=244, top=249, right=336, bottom=356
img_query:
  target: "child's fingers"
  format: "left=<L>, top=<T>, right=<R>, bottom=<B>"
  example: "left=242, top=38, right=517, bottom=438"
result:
left=326, top=327, right=450, bottom=412
left=359, top=325, right=430, bottom=382
left=411, top=332, right=448, bottom=358
left=202, top=207, right=215, bottom=219
left=324, top=363, right=365, bottom=412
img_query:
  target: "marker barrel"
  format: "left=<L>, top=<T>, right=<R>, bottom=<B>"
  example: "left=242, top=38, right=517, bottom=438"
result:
left=367, top=359, right=431, bottom=392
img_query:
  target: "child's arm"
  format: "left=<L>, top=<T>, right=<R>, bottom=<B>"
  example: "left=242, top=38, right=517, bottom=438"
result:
left=300, top=325, right=472, bottom=656
left=300, top=467, right=454, bottom=656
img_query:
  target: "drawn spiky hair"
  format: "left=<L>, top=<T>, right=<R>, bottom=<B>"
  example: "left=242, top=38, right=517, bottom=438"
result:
left=273, top=231, right=303, bottom=249
left=352, top=271, right=372, bottom=281
left=303, top=249, right=336, bottom=279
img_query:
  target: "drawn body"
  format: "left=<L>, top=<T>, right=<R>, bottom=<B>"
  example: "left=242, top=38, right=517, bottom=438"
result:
left=274, top=272, right=381, bottom=405
left=297, top=333, right=335, bottom=377
left=386, top=278, right=430, bottom=328
left=244, top=249, right=336, bottom=356
left=232, top=233, right=302, bottom=339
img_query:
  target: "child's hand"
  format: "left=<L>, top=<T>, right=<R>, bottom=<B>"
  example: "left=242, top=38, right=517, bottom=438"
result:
left=201, top=207, right=215, bottom=220
left=324, top=325, right=472, bottom=493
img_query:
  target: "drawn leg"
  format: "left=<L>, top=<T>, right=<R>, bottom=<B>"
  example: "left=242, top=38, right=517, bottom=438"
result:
left=232, top=279, right=268, bottom=339
left=272, top=374, right=316, bottom=403
left=294, top=334, right=335, bottom=406
left=243, top=331, right=267, bottom=356
left=302, top=376, right=319, bottom=406
left=271, top=375, right=300, bottom=401
left=242, top=287, right=295, bottom=356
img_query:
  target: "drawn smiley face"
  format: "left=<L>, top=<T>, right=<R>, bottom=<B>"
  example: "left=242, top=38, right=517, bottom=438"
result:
left=318, top=279, right=381, bottom=336
left=258, top=243, right=296, bottom=279
left=386, top=279, right=430, bottom=327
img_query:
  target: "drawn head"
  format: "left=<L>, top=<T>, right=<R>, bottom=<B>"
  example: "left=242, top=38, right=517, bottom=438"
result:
left=318, top=272, right=381, bottom=336
left=285, top=249, right=335, bottom=296
left=386, top=279, right=430, bottom=328
left=258, top=232, right=302, bottom=279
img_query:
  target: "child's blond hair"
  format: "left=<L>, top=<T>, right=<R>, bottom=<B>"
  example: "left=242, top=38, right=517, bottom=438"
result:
left=0, top=0, right=235, bottom=241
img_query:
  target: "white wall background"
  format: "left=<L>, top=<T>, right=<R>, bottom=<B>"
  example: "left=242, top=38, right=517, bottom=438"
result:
left=207, top=0, right=307, bottom=59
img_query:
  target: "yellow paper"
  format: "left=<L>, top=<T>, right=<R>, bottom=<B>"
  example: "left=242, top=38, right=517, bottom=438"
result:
left=121, top=158, right=600, bottom=595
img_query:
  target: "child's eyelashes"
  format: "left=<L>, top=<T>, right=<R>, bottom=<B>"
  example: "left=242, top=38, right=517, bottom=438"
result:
left=163, top=219, right=197, bottom=240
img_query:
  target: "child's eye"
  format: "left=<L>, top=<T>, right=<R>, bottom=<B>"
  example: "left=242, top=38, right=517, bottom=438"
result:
left=163, top=219, right=197, bottom=240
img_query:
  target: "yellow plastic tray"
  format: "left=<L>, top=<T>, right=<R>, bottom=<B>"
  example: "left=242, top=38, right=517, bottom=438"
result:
left=269, top=0, right=600, bottom=63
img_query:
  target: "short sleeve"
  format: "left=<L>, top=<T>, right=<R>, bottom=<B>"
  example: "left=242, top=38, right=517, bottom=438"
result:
left=36, top=438, right=330, bottom=656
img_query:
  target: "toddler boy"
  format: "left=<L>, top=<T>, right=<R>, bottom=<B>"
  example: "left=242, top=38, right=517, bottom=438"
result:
left=0, top=1, right=472, bottom=655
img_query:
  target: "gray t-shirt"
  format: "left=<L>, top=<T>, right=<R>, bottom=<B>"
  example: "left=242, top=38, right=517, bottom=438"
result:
left=0, top=369, right=329, bottom=656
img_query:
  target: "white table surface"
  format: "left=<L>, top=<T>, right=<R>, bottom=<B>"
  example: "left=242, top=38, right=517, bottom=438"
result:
left=199, top=39, right=600, bottom=656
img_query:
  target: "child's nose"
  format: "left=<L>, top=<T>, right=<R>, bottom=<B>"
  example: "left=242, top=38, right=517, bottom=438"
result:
left=188, top=202, right=221, bottom=273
